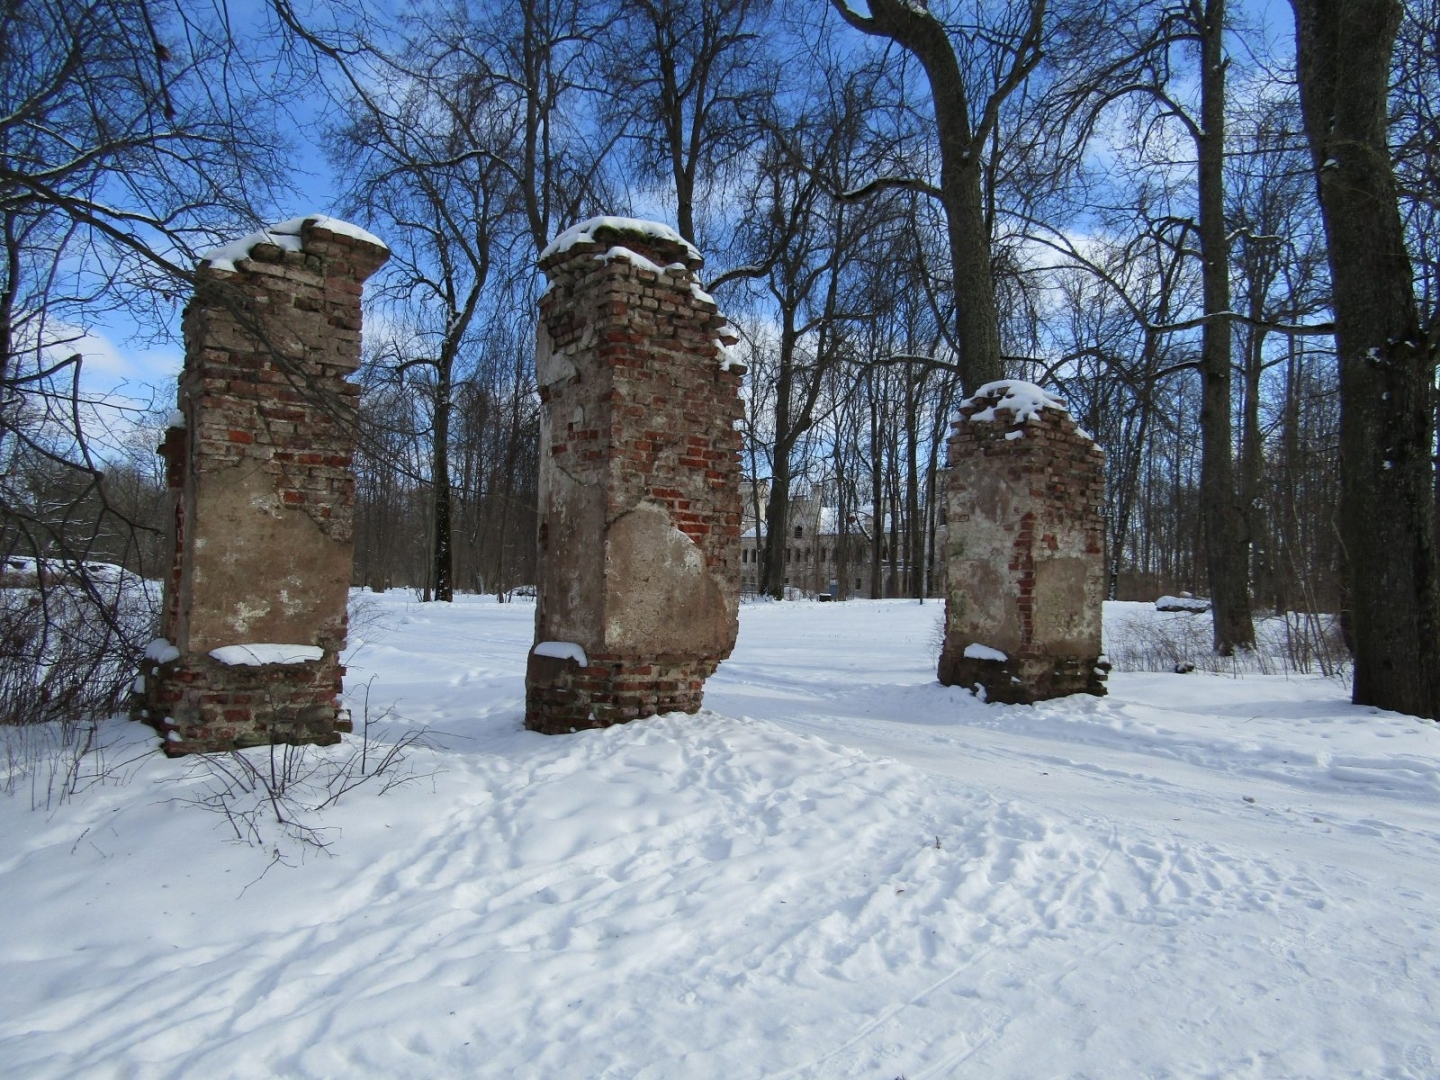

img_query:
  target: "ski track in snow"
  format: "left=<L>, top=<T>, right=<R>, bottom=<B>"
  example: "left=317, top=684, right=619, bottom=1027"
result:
left=1, top=596, right=1439, bottom=1078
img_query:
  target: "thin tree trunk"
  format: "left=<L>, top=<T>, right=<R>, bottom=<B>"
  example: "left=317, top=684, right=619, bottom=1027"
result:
left=904, top=368, right=922, bottom=598
left=869, top=373, right=884, bottom=598
left=431, top=362, right=454, bottom=603
left=761, top=324, right=799, bottom=599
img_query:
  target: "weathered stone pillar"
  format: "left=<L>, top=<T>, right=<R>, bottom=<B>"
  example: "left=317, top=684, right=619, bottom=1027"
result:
left=133, top=215, right=388, bottom=755
left=937, top=380, right=1109, bottom=703
left=526, top=217, right=746, bottom=733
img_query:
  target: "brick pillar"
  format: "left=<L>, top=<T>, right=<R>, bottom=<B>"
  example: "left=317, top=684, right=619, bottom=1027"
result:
left=526, top=217, right=746, bottom=733
left=133, top=215, right=388, bottom=755
left=937, top=380, right=1109, bottom=703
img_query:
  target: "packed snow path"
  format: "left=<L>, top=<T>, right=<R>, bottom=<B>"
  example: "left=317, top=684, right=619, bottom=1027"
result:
left=1, top=596, right=1437, bottom=1078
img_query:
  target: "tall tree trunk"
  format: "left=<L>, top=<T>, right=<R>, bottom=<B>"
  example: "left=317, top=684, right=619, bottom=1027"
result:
left=432, top=362, right=454, bottom=603
left=829, top=0, right=1024, bottom=391
left=835, top=452, right=850, bottom=600
left=1240, top=320, right=1271, bottom=611
left=904, top=369, right=923, bottom=598
left=761, top=324, right=799, bottom=599
left=922, top=379, right=953, bottom=598
left=868, top=373, right=884, bottom=598
left=1291, top=0, right=1440, bottom=718
left=1275, top=336, right=1303, bottom=614
left=1196, top=0, right=1254, bottom=652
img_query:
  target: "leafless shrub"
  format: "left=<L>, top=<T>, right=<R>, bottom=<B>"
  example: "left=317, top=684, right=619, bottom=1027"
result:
left=1265, top=610, right=1351, bottom=679
left=1105, top=607, right=1351, bottom=680
left=0, top=566, right=153, bottom=727
left=1105, top=611, right=1237, bottom=673
left=344, top=587, right=396, bottom=645
left=1, top=564, right=159, bottom=808
left=929, top=610, right=947, bottom=664
left=170, top=684, right=433, bottom=853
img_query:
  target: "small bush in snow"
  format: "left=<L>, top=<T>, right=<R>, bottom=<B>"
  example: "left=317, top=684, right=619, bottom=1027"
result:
left=167, top=683, right=432, bottom=854
left=1105, top=605, right=1350, bottom=680
left=1, top=564, right=159, bottom=808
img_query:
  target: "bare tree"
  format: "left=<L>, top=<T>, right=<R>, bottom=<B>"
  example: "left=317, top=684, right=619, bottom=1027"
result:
left=325, top=29, right=520, bottom=602
left=2, top=0, right=299, bottom=725
left=1047, top=0, right=1255, bottom=649
left=1226, top=92, right=1332, bottom=613
left=827, top=0, right=1047, bottom=391
left=605, top=0, right=772, bottom=247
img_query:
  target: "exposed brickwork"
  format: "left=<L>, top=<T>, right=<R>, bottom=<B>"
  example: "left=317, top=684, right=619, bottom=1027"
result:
left=526, top=652, right=717, bottom=728
left=526, top=220, right=745, bottom=734
left=134, top=217, right=387, bottom=755
left=938, top=384, right=1109, bottom=704
left=140, top=653, right=351, bottom=754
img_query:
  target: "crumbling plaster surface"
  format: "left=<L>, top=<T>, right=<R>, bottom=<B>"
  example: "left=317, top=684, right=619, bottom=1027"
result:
left=604, top=501, right=733, bottom=656
left=183, top=463, right=350, bottom=653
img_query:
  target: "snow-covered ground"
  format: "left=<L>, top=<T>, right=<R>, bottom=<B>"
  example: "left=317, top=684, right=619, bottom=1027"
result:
left=3, top=596, right=1439, bottom=1079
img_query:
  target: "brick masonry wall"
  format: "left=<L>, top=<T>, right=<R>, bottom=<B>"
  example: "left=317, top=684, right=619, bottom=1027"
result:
left=134, top=217, right=387, bottom=755
left=526, top=221, right=745, bottom=734
left=141, top=653, right=349, bottom=755
left=937, top=385, right=1109, bottom=704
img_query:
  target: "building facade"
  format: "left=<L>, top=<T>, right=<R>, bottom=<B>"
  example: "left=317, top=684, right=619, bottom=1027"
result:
left=738, top=482, right=945, bottom=599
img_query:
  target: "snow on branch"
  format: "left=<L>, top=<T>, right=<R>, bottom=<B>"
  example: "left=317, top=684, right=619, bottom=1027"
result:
left=838, top=175, right=944, bottom=202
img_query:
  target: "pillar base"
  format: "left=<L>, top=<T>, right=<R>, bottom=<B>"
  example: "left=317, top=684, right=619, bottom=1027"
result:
left=524, top=649, right=718, bottom=734
left=937, top=645, right=1109, bottom=705
left=133, top=651, right=349, bottom=756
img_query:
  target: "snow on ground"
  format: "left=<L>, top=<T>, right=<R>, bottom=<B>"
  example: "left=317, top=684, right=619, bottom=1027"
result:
left=2, top=596, right=1439, bottom=1079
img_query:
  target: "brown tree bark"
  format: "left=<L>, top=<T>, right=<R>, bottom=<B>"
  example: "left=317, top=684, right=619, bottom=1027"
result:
left=431, top=359, right=454, bottom=602
left=1290, top=0, right=1440, bottom=718
left=1195, top=0, right=1255, bottom=652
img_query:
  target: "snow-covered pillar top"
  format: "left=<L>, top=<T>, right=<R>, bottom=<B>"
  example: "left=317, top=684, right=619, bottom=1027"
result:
left=959, top=379, right=1090, bottom=437
left=199, top=213, right=389, bottom=275
left=539, top=215, right=704, bottom=273
left=193, top=214, right=390, bottom=374
left=537, top=216, right=744, bottom=375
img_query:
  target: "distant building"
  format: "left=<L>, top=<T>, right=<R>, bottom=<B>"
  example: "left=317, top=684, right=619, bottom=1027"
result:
left=738, top=481, right=942, bottom=599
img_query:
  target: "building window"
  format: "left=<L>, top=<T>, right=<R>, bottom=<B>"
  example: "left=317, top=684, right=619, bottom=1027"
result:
left=855, top=577, right=861, bottom=590
left=794, top=525, right=803, bottom=539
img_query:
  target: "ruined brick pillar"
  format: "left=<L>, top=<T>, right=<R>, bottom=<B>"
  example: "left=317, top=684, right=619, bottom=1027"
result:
left=133, top=215, right=388, bottom=755
left=937, top=380, right=1109, bottom=704
left=526, top=217, right=746, bottom=733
